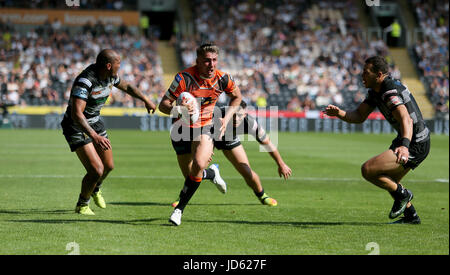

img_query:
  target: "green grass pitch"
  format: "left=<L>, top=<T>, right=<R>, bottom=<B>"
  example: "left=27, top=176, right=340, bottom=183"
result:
left=0, top=129, right=448, bottom=255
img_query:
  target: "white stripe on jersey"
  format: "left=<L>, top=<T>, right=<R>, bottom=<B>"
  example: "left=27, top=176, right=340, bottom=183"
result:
left=165, top=90, right=176, bottom=100
left=381, top=89, right=397, bottom=101
left=87, top=116, right=100, bottom=124
left=78, top=77, right=93, bottom=88
left=252, top=119, right=258, bottom=131
left=401, top=89, right=411, bottom=104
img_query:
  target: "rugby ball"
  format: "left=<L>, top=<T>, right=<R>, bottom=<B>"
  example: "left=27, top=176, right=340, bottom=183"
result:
left=176, top=92, right=199, bottom=125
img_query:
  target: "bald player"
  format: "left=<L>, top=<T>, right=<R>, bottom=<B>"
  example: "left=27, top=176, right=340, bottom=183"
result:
left=61, top=49, right=157, bottom=215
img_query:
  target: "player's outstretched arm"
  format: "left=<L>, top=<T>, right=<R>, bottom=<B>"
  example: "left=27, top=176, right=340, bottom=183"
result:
left=220, top=87, right=242, bottom=138
left=260, top=137, right=292, bottom=180
left=115, top=80, right=156, bottom=113
left=324, top=103, right=373, bottom=124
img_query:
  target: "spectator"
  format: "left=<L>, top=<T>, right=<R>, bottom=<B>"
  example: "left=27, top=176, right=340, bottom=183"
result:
left=0, top=24, right=164, bottom=108
left=255, top=94, right=267, bottom=108
left=302, top=94, right=316, bottom=111
left=178, top=0, right=394, bottom=111
left=0, top=0, right=137, bottom=10
left=412, top=0, right=449, bottom=115
left=287, top=96, right=302, bottom=112
left=435, top=96, right=449, bottom=119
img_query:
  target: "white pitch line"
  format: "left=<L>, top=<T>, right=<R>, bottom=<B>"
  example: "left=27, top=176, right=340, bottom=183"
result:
left=0, top=174, right=447, bottom=183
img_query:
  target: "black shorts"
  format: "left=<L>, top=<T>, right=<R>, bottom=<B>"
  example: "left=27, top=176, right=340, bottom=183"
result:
left=170, top=124, right=213, bottom=155
left=214, top=138, right=242, bottom=150
left=389, top=138, right=430, bottom=170
left=61, top=116, right=108, bottom=152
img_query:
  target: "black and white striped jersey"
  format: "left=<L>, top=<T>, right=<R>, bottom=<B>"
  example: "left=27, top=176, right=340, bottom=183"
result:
left=218, top=106, right=267, bottom=144
left=363, top=77, right=430, bottom=143
left=64, top=64, right=121, bottom=125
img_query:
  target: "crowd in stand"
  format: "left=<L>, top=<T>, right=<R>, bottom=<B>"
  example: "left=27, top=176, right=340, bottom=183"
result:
left=1, top=0, right=447, bottom=119
left=411, top=0, right=449, bottom=119
left=0, top=19, right=164, bottom=109
left=178, top=0, right=398, bottom=112
left=0, top=0, right=134, bottom=10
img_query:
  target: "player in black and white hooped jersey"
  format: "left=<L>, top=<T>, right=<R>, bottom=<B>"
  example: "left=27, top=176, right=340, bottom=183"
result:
left=61, top=49, right=156, bottom=215
left=325, top=56, right=430, bottom=224
left=213, top=101, right=292, bottom=206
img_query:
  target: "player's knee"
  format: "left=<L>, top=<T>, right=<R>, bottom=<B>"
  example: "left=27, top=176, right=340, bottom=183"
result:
left=104, top=162, right=114, bottom=174
left=192, top=159, right=208, bottom=172
left=89, top=163, right=104, bottom=180
left=361, top=162, right=373, bottom=180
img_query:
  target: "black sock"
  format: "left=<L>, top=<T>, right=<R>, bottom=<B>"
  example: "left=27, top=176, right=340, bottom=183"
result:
left=77, top=194, right=90, bottom=206
left=203, top=168, right=215, bottom=180
left=404, top=204, right=418, bottom=218
left=254, top=189, right=265, bottom=198
left=176, top=176, right=202, bottom=212
left=390, top=183, right=405, bottom=200
left=93, top=183, right=102, bottom=193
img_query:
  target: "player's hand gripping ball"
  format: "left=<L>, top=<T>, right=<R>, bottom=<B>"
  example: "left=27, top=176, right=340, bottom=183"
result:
left=176, top=92, right=199, bottom=125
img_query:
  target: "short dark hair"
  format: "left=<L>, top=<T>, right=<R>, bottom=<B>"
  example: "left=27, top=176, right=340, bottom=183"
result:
left=365, top=56, right=389, bottom=74
left=196, top=43, right=219, bottom=58
left=239, top=100, right=247, bottom=109
left=96, top=49, right=119, bottom=67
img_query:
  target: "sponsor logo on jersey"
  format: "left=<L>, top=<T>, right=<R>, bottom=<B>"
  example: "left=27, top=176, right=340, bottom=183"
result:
left=382, top=89, right=398, bottom=101
left=72, top=86, right=88, bottom=99
left=91, top=87, right=109, bottom=96
left=169, top=74, right=182, bottom=92
left=201, top=97, right=214, bottom=105
left=388, top=96, right=402, bottom=107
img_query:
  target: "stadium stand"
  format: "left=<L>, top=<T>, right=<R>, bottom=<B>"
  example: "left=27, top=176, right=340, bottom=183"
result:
left=177, top=0, right=399, bottom=111
left=0, top=16, right=164, bottom=109
left=409, top=0, right=449, bottom=119
left=1, top=0, right=446, bottom=119
left=0, top=0, right=137, bottom=10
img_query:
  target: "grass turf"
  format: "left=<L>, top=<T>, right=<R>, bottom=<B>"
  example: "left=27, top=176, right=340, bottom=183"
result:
left=0, top=129, right=448, bottom=255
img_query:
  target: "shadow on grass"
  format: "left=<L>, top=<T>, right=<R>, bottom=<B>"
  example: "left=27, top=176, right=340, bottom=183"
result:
left=1, top=207, right=166, bottom=226
left=0, top=209, right=73, bottom=215
left=1, top=206, right=386, bottom=228
left=109, top=201, right=170, bottom=206
left=6, top=218, right=164, bottom=225
left=0, top=202, right=258, bottom=215
left=185, top=219, right=386, bottom=229
left=6, top=217, right=386, bottom=228
left=110, top=201, right=257, bottom=207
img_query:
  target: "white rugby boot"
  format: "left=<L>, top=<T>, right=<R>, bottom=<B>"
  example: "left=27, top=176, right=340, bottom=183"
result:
left=209, top=164, right=227, bottom=194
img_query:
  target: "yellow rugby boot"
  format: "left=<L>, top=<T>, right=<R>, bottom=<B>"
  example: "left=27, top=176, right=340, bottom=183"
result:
left=171, top=197, right=180, bottom=208
left=259, top=193, right=278, bottom=207
left=75, top=204, right=95, bottom=215
left=92, top=190, right=106, bottom=209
